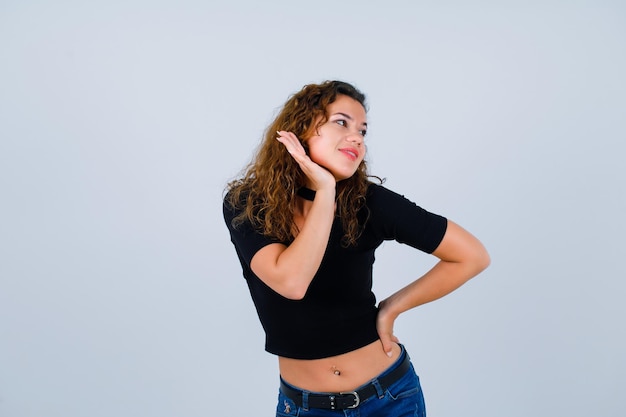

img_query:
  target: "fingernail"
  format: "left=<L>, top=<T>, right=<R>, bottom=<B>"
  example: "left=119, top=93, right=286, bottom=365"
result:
left=387, top=351, right=392, bottom=357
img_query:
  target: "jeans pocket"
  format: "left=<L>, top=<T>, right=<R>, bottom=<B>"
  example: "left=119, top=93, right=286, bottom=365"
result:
left=385, top=366, right=426, bottom=417
left=387, top=366, right=421, bottom=400
left=276, top=390, right=300, bottom=417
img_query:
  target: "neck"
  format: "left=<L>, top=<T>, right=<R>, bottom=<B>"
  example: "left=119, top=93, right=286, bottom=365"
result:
left=296, top=186, right=316, bottom=201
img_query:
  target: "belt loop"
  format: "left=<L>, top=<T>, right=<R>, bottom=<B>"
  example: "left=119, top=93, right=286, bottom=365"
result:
left=372, top=379, right=385, bottom=399
left=302, top=390, right=309, bottom=411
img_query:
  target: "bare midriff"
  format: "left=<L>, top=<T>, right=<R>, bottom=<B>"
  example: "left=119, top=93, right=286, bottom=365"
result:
left=278, top=340, right=402, bottom=393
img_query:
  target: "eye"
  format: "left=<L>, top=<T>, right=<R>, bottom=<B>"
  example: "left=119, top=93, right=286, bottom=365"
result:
left=359, top=129, right=367, bottom=137
left=335, top=119, right=347, bottom=127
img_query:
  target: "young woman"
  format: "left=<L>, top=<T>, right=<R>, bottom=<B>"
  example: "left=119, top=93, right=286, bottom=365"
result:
left=223, top=80, right=490, bottom=416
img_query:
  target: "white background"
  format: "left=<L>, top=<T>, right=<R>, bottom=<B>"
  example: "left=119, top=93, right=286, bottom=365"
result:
left=1, top=1, right=625, bottom=416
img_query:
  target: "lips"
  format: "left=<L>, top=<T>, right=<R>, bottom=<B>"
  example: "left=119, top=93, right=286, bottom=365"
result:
left=339, top=147, right=359, bottom=161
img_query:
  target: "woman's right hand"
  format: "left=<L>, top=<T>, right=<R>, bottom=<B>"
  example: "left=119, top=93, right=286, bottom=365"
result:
left=276, top=131, right=336, bottom=191
left=249, top=131, right=337, bottom=300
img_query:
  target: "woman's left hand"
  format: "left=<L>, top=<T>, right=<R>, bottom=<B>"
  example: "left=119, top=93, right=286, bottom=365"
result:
left=376, top=298, right=400, bottom=357
left=375, top=220, right=491, bottom=357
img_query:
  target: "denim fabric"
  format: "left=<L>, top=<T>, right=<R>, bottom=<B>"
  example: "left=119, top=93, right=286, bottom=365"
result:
left=276, top=349, right=426, bottom=417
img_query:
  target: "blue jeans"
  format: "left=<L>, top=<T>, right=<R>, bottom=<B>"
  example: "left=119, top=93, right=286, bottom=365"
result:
left=276, top=348, right=426, bottom=417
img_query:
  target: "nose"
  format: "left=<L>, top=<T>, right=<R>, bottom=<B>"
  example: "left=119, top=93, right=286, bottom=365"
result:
left=346, top=131, right=364, bottom=145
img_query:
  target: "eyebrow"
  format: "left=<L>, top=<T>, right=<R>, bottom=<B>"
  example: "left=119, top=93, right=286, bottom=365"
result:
left=332, top=112, right=368, bottom=127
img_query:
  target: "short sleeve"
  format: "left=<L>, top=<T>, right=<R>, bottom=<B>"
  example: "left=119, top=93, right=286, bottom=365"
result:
left=223, top=195, right=283, bottom=267
left=366, top=184, right=447, bottom=253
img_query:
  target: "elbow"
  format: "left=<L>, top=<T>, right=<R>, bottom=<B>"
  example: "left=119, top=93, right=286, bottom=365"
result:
left=263, top=283, right=308, bottom=301
left=479, top=251, right=491, bottom=272
left=278, top=280, right=309, bottom=300
left=282, top=287, right=307, bottom=301
left=472, top=246, right=491, bottom=276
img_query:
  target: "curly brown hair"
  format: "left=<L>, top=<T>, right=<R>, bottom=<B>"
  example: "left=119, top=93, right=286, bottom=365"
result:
left=225, top=80, right=378, bottom=246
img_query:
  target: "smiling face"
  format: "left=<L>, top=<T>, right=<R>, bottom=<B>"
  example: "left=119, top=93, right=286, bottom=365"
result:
left=305, top=94, right=367, bottom=183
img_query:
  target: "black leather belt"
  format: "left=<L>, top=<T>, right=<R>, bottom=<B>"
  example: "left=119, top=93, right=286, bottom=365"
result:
left=280, top=352, right=411, bottom=410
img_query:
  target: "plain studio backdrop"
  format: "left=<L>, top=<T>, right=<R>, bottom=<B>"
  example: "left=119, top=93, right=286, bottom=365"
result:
left=1, top=1, right=624, bottom=416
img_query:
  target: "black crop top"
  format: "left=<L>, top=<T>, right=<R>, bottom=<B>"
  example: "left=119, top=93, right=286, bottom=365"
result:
left=223, top=183, right=447, bottom=359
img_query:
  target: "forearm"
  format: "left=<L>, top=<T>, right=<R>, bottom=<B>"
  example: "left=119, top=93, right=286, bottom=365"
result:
left=252, top=188, right=336, bottom=299
left=277, top=191, right=335, bottom=280
left=381, top=258, right=485, bottom=319
left=381, top=220, right=490, bottom=318
left=376, top=219, right=489, bottom=355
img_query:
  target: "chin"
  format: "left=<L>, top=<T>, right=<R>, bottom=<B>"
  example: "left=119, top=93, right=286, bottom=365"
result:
left=325, top=164, right=360, bottom=182
left=334, top=172, right=358, bottom=182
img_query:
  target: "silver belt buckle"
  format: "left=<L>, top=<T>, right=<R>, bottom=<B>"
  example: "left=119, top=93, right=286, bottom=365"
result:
left=340, top=391, right=360, bottom=409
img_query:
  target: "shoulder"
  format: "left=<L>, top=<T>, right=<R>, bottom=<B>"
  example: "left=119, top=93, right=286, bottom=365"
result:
left=222, top=188, right=237, bottom=216
left=366, top=181, right=392, bottom=197
left=364, top=182, right=445, bottom=221
left=365, top=182, right=413, bottom=209
left=222, top=187, right=248, bottom=228
left=363, top=181, right=447, bottom=251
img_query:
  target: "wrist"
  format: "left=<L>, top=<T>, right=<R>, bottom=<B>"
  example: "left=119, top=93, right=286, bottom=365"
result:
left=313, top=186, right=336, bottom=200
left=378, top=298, right=400, bottom=320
